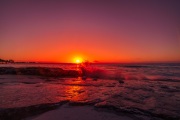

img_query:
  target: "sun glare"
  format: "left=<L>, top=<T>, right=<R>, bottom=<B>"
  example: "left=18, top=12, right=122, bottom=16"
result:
left=74, top=57, right=83, bottom=64
left=76, top=59, right=80, bottom=63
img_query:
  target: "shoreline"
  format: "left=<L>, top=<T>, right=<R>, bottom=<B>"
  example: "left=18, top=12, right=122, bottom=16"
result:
left=0, top=102, right=162, bottom=120
left=29, top=104, right=136, bottom=120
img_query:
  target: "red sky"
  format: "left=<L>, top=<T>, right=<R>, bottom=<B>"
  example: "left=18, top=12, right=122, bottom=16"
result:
left=0, top=0, right=180, bottom=63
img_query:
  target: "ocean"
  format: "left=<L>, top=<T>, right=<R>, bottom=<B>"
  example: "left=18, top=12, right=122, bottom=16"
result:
left=0, top=63, right=180, bottom=120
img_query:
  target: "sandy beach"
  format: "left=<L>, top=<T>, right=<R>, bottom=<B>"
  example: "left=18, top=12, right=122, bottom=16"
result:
left=30, top=104, right=135, bottom=120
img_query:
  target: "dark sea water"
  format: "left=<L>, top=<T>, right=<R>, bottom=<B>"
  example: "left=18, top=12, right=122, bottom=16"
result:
left=0, top=63, right=180, bottom=120
left=1, top=63, right=180, bottom=80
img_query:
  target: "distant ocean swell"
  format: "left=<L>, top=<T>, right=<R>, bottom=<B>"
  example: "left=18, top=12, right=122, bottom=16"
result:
left=0, top=67, right=125, bottom=81
left=0, top=67, right=180, bottom=82
left=0, top=67, right=79, bottom=77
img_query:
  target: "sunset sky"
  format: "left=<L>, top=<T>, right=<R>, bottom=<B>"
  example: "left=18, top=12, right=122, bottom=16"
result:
left=0, top=0, right=180, bottom=63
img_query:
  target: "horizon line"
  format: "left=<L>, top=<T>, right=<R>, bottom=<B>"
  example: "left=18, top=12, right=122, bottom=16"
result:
left=4, top=61, right=180, bottom=64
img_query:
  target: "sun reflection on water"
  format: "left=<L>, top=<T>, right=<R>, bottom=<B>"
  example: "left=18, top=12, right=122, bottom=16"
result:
left=65, top=77, right=86, bottom=101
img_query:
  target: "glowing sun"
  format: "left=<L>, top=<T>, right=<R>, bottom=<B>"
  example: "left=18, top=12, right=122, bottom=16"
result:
left=74, top=57, right=83, bottom=64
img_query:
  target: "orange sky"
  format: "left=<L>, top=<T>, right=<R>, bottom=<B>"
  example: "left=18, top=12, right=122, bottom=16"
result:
left=0, top=1, right=180, bottom=63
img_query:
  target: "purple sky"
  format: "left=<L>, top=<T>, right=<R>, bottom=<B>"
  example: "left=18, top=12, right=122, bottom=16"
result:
left=0, top=0, right=180, bottom=63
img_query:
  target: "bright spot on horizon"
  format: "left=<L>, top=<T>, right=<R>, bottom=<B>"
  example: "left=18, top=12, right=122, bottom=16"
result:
left=76, top=59, right=80, bottom=63
left=74, top=57, right=83, bottom=64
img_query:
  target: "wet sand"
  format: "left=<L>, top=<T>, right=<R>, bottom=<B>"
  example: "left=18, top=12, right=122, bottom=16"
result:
left=30, top=104, right=134, bottom=120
